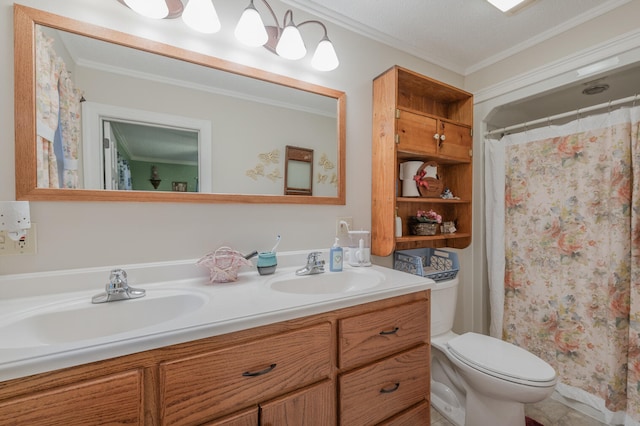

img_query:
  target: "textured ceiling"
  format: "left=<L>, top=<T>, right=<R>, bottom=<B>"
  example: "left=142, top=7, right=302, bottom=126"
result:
left=282, top=0, right=631, bottom=75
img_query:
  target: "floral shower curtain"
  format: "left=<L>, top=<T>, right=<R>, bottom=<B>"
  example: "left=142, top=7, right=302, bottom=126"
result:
left=35, top=27, right=61, bottom=188
left=485, top=106, right=640, bottom=425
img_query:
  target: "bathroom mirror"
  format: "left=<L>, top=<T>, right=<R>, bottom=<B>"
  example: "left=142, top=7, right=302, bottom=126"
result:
left=14, top=5, right=346, bottom=204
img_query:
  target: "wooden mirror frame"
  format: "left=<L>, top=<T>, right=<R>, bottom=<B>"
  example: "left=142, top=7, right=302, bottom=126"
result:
left=14, top=5, right=346, bottom=205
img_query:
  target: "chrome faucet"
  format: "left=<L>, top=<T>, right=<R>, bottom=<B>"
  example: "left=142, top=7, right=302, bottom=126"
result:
left=92, top=268, right=146, bottom=304
left=296, top=252, right=325, bottom=276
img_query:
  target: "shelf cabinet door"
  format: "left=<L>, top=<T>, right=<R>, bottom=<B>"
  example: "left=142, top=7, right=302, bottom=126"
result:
left=396, top=110, right=438, bottom=155
left=437, top=120, right=472, bottom=161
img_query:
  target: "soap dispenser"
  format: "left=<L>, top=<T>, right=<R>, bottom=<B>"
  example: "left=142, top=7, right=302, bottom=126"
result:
left=330, top=237, right=343, bottom=272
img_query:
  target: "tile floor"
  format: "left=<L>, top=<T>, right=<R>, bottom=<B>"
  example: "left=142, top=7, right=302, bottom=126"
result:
left=430, top=397, right=607, bottom=426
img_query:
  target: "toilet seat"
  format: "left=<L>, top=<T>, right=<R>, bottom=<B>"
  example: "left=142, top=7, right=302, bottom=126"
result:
left=446, top=332, right=556, bottom=387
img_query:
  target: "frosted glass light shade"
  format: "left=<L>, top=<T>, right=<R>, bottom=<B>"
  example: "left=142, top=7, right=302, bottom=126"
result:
left=124, top=0, right=169, bottom=19
left=311, top=38, right=339, bottom=71
left=182, top=0, right=221, bottom=33
left=486, top=0, right=527, bottom=12
left=235, top=5, right=268, bottom=46
left=276, top=25, right=306, bottom=60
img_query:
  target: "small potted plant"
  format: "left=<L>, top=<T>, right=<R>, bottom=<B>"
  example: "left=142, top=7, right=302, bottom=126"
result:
left=409, top=209, right=442, bottom=235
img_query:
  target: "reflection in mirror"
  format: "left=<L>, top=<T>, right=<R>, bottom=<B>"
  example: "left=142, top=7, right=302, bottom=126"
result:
left=103, top=121, right=198, bottom=192
left=14, top=5, right=346, bottom=205
left=284, top=146, right=313, bottom=196
left=81, top=101, right=212, bottom=192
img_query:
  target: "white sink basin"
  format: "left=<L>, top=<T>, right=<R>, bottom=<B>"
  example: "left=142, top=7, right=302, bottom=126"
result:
left=267, top=268, right=384, bottom=295
left=0, top=290, right=208, bottom=348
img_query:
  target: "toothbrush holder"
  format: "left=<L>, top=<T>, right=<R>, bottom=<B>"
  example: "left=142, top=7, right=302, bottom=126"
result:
left=257, top=251, right=277, bottom=275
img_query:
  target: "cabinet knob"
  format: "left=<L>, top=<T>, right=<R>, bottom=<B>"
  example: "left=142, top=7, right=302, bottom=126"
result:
left=433, top=133, right=440, bottom=140
left=440, top=134, right=446, bottom=141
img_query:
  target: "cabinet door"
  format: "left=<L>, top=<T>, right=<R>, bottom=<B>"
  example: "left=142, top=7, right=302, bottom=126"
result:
left=437, top=120, right=472, bottom=161
left=204, top=407, right=259, bottom=426
left=339, top=345, right=429, bottom=426
left=396, top=109, right=438, bottom=155
left=260, top=380, right=335, bottom=426
left=160, top=323, right=332, bottom=425
left=0, top=370, right=143, bottom=426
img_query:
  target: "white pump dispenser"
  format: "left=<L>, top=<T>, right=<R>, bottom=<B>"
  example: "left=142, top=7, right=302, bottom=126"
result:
left=329, top=237, right=343, bottom=272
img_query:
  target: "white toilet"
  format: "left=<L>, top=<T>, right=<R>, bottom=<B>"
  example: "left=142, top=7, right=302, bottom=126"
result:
left=430, top=277, right=557, bottom=426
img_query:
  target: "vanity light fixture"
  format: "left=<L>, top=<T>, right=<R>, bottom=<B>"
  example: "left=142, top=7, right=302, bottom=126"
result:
left=119, top=0, right=220, bottom=32
left=235, top=1, right=339, bottom=71
left=117, top=0, right=339, bottom=71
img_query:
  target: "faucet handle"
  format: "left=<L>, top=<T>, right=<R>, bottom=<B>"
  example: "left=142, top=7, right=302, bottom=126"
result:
left=307, top=251, right=323, bottom=264
left=107, top=268, right=128, bottom=292
left=93, top=268, right=145, bottom=303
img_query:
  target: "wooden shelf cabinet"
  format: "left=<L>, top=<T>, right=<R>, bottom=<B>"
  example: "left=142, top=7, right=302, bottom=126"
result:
left=372, top=66, right=474, bottom=256
left=0, top=291, right=430, bottom=426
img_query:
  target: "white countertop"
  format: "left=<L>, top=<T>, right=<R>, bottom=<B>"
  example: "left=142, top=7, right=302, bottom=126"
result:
left=0, top=250, right=433, bottom=382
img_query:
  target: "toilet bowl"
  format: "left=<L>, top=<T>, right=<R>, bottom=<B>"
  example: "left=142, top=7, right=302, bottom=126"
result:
left=430, top=277, right=557, bottom=426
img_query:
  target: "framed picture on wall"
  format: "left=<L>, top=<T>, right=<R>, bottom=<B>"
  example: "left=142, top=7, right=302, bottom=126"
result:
left=172, top=181, right=187, bottom=192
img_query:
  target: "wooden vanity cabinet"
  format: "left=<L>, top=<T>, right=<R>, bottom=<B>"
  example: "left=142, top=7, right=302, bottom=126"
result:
left=0, top=291, right=430, bottom=426
left=372, top=65, right=474, bottom=256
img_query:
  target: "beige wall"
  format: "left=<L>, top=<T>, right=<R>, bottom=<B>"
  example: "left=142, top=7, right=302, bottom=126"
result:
left=3, top=0, right=639, bottom=335
left=0, top=0, right=459, bottom=275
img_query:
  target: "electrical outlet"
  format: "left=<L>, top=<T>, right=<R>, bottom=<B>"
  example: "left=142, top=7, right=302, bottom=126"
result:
left=336, top=217, right=353, bottom=242
left=0, top=223, right=37, bottom=255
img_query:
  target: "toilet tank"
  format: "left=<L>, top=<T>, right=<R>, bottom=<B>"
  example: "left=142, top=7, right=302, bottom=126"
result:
left=430, top=277, right=459, bottom=337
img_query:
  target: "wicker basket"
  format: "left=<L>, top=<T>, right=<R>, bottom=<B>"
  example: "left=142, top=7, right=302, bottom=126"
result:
left=197, top=247, right=252, bottom=283
left=409, top=221, right=438, bottom=236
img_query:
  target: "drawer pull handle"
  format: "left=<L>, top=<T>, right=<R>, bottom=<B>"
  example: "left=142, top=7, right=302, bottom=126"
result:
left=380, top=383, right=400, bottom=394
left=242, top=363, right=277, bottom=377
left=379, top=327, right=399, bottom=335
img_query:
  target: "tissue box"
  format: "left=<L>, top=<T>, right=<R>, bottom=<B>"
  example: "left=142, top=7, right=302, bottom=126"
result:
left=394, top=248, right=459, bottom=281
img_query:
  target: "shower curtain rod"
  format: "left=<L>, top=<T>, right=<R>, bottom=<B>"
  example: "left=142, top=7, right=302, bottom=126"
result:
left=485, top=93, right=639, bottom=138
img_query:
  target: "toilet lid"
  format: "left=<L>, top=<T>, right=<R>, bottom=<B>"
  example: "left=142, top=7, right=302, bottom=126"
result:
left=447, top=332, right=556, bottom=384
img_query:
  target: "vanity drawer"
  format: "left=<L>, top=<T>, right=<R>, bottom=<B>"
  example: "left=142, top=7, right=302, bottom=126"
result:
left=159, top=322, right=332, bottom=425
left=339, top=345, right=429, bottom=426
left=338, top=300, right=429, bottom=368
left=378, top=400, right=430, bottom=425
left=0, top=369, right=143, bottom=425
